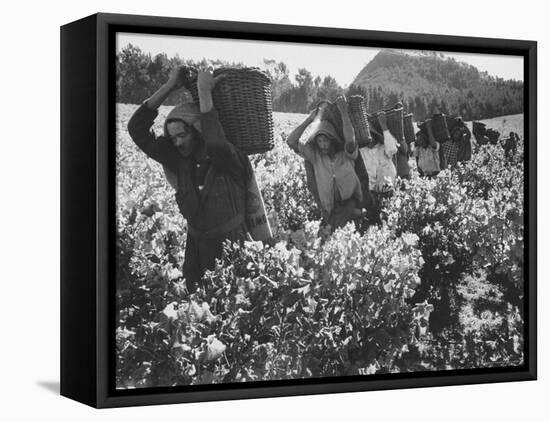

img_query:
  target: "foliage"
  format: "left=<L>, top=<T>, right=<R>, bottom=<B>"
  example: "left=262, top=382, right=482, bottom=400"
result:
left=116, top=45, right=522, bottom=119
left=351, top=49, right=523, bottom=120
left=116, top=45, right=345, bottom=113
left=115, top=104, right=525, bottom=388
left=379, top=141, right=524, bottom=368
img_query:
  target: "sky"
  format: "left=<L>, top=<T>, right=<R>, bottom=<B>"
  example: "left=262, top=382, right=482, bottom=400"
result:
left=117, top=32, right=524, bottom=87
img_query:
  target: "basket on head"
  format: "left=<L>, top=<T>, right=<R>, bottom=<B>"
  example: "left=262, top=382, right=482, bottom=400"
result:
left=367, top=112, right=385, bottom=144
left=486, top=128, right=500, bottom=145
left=403, top=113, right=416, bottom=144
left=446, top=115, right=465, bottom=135
left=472, top=121, right=487, bottom=135
left=316, top=99, right=344, bottom=142
left=385, top=104, right=405, bottom=143
left=348, top=95, right=372, bottom=147
left=188, top=67, right=274, bottom=155
left=431, top=113, right=451, bottom=142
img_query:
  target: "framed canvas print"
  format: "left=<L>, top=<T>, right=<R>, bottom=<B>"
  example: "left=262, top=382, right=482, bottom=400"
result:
left=60, top=12, right=537, bottom=408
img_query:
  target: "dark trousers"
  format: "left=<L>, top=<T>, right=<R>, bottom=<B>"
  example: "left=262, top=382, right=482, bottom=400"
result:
left=183, top=223, right=248, bottom=293
left=327, top=197, right=360, bottom=231
left=362, top=190, right=393, bottom=226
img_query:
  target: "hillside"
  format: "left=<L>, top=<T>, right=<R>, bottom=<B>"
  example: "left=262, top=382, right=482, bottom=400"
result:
left=349, top=49, right=524, bottom=121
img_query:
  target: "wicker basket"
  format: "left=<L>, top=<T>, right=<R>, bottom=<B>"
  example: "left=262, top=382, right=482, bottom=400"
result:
left=187, top=67, right=274, bottom=155
left=431, top=113, right=450, bottom=142
left=348, top=95, right=372, bottom=147
left=446, top=115, right=466, bottom=136
left=446, top=116, right=458, bottom=134
left=486, top=128, right=500, bottom=145
left=367, top=112, right=385, bottom=144
left=316, top=99, right=344, bottom=142
left=403, top=113, right=416, bottom=144
left=472, top=121, right=487, bottom=135
left=385, top=105, right=404, bottom=143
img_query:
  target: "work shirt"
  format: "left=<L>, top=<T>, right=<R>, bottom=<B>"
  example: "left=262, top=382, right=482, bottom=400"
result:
left=360, top=130, right=399, bottom=193
left=440, top=140, right=459, bottom=169
left=414, top=142, right=441, bottom=175
left=127, top=102, right=252, bottom=292
left=127, top=103, right=250, bottom=238
left=394, top=147, right=411, bottom=178
left=296, top=142, right=362, bottom=216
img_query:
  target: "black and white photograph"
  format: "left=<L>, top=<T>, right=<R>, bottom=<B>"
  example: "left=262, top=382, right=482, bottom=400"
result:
left=3, top=0, right=549, bottom=417
left=114, top=32, right=527, bottom=389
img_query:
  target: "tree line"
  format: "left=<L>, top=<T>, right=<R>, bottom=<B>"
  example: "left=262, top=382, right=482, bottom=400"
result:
left=116, top=44, right=523, bottom=121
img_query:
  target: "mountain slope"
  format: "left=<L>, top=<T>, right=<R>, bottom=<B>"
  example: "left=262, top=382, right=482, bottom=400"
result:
left=349, top=49, right=523, bottom=121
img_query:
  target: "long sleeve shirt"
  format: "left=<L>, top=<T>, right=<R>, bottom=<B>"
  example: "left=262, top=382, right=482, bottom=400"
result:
left=413, top=142, right=441, bottom=174
left=294, top=141, right=362, bottom=216
left=127, top=103, right=247, bottom=184
left=127, top=103, right=250, bottom=237
left=359, top=130, right=399, bottom=192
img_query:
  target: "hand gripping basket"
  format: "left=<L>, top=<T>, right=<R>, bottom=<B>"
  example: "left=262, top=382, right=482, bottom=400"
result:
left=348, top=95, right=372, bottom=147
left=187, top=67, right=275, bottom=155
left=316, top=99, right=344, bottom=142
left=403, top=113, right=416, bottom=144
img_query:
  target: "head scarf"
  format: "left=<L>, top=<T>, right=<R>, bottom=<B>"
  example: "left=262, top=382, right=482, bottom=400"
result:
left=162, top=102, right=201, bottom=190
left=307, top=119, right=343, bottom=148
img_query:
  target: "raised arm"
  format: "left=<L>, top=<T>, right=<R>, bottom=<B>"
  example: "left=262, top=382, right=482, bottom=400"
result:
left=335, top=96, right=358, bottom=159
left=146, top=67, right=190, bottom=110
left=127, top=68, right=189, bottom=170
left=377, top=112, right=398, bottom=157
left=425, top=119, right=439, bottom=149
left=196, top=71, right=247, bottom=174
left=286, top=109, right=317, bottom=154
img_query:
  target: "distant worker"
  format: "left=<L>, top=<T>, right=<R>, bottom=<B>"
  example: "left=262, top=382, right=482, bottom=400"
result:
left=452, top=118, right=472, bottom=163
left=286, top=97, right=363, bottom=230
left=413, top=125, right=440, bottom=177
left=359, top=112, right=399, bottom=224
left=503, top=131, right=519, bottom=161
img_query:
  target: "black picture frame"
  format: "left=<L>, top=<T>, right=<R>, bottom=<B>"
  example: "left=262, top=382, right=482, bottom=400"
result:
left=60, top=12, right=537, bottom=408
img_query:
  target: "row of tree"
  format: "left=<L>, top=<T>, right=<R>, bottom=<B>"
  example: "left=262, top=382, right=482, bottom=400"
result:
left=116, top=44, right=523, bottom=121
left=347, top=83, right=523, bottom=121
left=351, top=50, right=524, bottom=120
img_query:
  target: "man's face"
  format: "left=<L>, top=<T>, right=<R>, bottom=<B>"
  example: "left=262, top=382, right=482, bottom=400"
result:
left=315, top=134, right=332, bottom=155
left=167, top=121, right=196, bottom=158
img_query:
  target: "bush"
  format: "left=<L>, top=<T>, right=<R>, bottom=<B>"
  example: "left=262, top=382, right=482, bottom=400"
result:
left=115, top=104, right=525, bottom=387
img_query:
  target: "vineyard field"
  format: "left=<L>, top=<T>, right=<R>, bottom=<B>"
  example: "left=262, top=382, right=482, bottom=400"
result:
left=115, top=103, right=525, bottom=389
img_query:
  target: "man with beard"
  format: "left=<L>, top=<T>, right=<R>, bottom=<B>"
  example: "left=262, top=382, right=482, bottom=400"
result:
left=128, top=67, right=256, bottom=292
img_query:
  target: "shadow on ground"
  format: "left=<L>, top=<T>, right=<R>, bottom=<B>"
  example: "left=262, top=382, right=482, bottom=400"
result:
left=37, top=381, right=59, bottom=395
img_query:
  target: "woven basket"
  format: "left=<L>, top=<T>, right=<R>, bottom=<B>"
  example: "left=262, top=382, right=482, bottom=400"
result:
left=316, top=99, right=344, bottom=142
left=385, top=105, right=404, bottom=143
left=446, top=116, right=467, bottom=137
left=431, top=113, right=450, bottom=142
left=446, top=116, right=458, bottom=134
left=472, top=121, right=487, bottom=135
left=486, top=128, right=500, bottom=145
left=403, top=113, right=416, bottom=144
left=367, top=112, right=385, bottom=144
left=187, top=67, right=274, bottom=155
left=348, top=95, right=372, bottom=147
